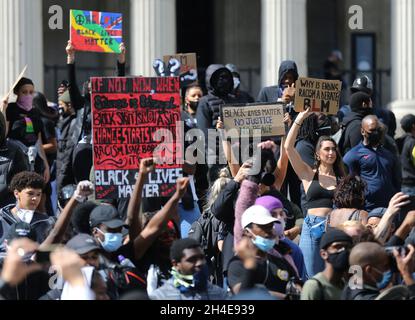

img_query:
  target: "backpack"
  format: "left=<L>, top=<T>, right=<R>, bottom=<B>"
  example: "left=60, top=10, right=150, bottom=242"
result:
left=188, top=210, right=219, bottom=259
left=331, top=124, right=346, bottom=149
left=188, top=210, right=224, bottom=284
left=331, top=118, right=360, bottom=155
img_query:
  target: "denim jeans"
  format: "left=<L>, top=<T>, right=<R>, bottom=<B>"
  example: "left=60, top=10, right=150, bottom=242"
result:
left=299, top=214, right=326, bottom=277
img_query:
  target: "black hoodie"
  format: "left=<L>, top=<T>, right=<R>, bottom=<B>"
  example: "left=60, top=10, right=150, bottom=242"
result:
left=196, top=64, right=237, bottom=164
left=339, top=111, right=364, bottom=155
left=257, top=60, right=299, bottom=103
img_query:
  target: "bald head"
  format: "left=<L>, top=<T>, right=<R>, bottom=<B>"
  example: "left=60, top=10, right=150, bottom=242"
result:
left=361, top=115, right=379, bottom=130
left=349, top=242, right=388, bottom=267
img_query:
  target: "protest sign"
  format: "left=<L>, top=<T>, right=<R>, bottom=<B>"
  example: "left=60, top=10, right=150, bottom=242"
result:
left=70, top=9, right=122, bottom=53
left=91, top=76, right=182, bottom=199
left=6, top=65, right=27, bottom=98
left=221, top=103, right=285, bottom=137
left=294, top=77, right=341, bottom=114
left=163, top=53, right=198, bottom=87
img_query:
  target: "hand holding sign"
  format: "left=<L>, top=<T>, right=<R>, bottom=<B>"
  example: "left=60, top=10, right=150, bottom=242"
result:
left=257, top=140, right=277, bottom=154
left=66, top=40, right=75, bottom=64
left=1, top=95, right=9, bottom=114
left=118, top=42, right=126, bottom=64
left=216, top=116, right=224, bottom=130
left=282, top=83, right=296, bottom=103
left=174, top=177, right=190, bottom=199
left=295, top=107, right=312, bottom=125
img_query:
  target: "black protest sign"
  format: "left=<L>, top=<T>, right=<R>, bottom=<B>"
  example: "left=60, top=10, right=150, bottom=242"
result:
left=91, top=76, right=182, bottom=199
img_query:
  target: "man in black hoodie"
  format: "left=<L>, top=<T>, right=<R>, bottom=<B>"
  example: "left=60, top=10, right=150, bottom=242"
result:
left=339, top=91, right=373, bottom=156
left=257, top=60, right=300, bottom=207
left=196, top=64, right=237, bottom=186
left=257, top=60, right=298, bottom=108
left=340, top=92, right=400, bottom=159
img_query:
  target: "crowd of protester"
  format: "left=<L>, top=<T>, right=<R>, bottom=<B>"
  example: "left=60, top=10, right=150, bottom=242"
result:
left=0, top=42, right=414, bottom=300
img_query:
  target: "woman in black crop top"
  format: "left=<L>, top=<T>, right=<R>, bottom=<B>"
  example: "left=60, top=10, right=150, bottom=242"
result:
left=284, top=107, right=345, bottom=277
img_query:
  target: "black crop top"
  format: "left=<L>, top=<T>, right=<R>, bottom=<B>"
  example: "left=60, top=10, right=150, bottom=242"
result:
left=305, top=170, right=336, bottom=209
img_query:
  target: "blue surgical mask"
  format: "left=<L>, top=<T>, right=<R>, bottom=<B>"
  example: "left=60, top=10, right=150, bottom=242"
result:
left=375, top=268, right=393, bottom=290
left=96, top=228, right=123, bottom=252
left=248, top=229, right=276, bottom=252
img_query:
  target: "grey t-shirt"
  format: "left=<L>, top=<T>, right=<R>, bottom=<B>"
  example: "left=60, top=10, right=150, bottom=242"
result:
left=300, top=272, right=344, bottom=300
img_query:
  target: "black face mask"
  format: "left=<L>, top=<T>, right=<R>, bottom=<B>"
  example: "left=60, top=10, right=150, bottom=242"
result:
left=367, top=128, right=382, bottom=146
left=327, top=250, right=350, bottom=272
left=188, top=101, right=199, bottom=112
left=359, top=108, right=374, bottom=117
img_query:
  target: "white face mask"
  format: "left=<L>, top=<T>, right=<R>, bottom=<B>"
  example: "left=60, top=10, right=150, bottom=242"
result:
left=16, top=208, right=34, bottom=224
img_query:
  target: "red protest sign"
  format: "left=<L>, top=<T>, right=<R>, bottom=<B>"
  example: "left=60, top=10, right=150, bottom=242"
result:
left=91, top=77, right=183, bottom=199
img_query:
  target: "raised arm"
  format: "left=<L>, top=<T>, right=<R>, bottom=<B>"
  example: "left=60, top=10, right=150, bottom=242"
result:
left=126, top=157, right=154, bottom=241
left=217, top=116, right=240, bottom=177
left=117, top=42, right=126, bottom=76
left=39, top=180, right=94, bottom=248
left=275, top=137, right=288, bottom=190
left=66, top=41, right=85, bottom=110
left=284, top=107, right=314, bottom=182
left=132, top=177, right=189, bottom=260
left=373, top=192, right=410, bottom=244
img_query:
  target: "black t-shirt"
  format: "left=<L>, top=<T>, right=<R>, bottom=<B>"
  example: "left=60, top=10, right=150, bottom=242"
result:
left=6, top=104, right=42, bottom=147
left=227, top=253, right=297, bottom=294
left=105, top=241, right=135, bottom=264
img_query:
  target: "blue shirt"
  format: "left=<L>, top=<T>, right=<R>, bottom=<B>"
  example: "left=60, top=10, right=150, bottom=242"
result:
left=343, top=142, right=400, bottom=210
left=281, top=238, right=308, bottom=281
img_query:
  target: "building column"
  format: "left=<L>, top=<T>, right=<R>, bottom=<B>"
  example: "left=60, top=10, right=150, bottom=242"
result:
left=261, top=0, right=307, bottom=87
left=0, top=0, right=44, bottom=96
left=130, top=0, right=176, bottom=77
left=389, top=0, right=415, bottom=137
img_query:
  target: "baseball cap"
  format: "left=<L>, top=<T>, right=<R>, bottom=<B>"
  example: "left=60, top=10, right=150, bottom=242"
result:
left=89, top=205, right=125, bottom=229
left=66, top=233, right=100, bottom=255
left=241, top=205, right=278, bottom=229
left=255, top=195, right=283, bottom=212
left=6, top=222, right=36, bottom=242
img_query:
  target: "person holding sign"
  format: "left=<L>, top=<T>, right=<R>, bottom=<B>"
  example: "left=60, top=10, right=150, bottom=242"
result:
left=284, top=107, right=346, bottom=277
left=257, top=60, right=298, bottom=109
left=5, top=78, right=50, bottom=184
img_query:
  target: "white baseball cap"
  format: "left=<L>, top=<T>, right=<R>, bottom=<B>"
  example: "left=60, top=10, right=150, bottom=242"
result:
left=241, top=205, right=278, bottom=229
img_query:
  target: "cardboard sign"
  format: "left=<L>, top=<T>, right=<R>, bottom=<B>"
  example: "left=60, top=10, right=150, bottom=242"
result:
left=70, top=10, right=122, bottom=53
left=294, top=77, right=341, bottom=114
left=221, top=103, right=285, bottom=137
left=91, top=77, right=182, bottom=199
left=6, top=65, right=27, bottom=98
left=163, top=53, right=198, bottom=88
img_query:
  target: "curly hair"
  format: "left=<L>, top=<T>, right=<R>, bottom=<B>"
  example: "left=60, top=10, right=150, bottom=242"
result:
left=9, top=171, right=45, bottom=192
left=298, top=113, right=319, bottom=144
left=334, top=175, right=366, bottom=209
